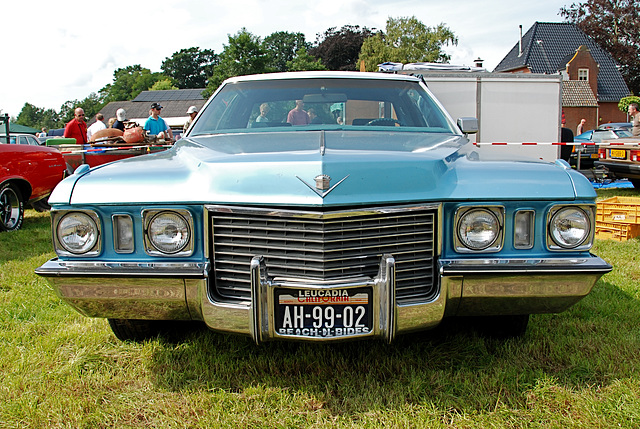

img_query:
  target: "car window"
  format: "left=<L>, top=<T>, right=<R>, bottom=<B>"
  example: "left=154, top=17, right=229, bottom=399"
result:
left=591, top=130, right=616, bottom=142
left=26, top=135, right=40, bottom=145
left=189, top=77, right=459, bottom=136
left=0, top=136, right=18, bottom=144
left=614, top=130, right=632, bottom=138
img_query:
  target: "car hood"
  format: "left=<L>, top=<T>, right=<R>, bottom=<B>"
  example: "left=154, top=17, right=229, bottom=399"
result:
left=51, top=131, right=593, bottom=206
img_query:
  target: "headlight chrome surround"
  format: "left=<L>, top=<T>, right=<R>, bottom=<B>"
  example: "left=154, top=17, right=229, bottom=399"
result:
left=53, top=210, right=101, bottom=256
left=454, top=206, right=504, bottom=253
left=143, top=209, right=194, bottom=256
left=547, top=205, right=594, bottom=251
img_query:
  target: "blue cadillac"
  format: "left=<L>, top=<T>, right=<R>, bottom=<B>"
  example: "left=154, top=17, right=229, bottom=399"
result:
left=36, top=71, right=611, bottom=342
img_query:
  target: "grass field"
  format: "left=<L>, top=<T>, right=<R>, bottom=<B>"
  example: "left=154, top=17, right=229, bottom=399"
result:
left=1, top=188, right=639, bottom=428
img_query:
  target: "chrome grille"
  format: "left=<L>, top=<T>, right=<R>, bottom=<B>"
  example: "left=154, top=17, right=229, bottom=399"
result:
left=208, top=205, right=438, bottom=304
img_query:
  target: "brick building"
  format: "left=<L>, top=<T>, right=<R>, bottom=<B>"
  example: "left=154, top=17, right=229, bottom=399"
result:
left=494, top=22, right=630, bottom=134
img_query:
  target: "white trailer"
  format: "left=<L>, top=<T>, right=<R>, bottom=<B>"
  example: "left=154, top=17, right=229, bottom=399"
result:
left=383, top=64, right=563, bottom=162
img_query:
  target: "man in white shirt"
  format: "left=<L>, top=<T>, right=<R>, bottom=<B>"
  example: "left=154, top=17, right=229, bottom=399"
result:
left=87, top=113, right=107, bottom=141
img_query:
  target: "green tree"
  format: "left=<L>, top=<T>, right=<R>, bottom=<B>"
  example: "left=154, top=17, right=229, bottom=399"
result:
left=205, top=29, right=272, bottom=96
left=286, top=47, right=327, bottom=71
left=618, top=95, right=640, bottom=113
left=359, top=16, right=458, bottom=71
left=15, top=103, right=60, bottom=130
left=262, top=31, right=310, bottom=72
left=99, top=65, right=166, bottom=102
left=161, top=47, right=218, bottom=89
left=561, top=0, right=640, bottom=95
left=58, top=93, right=105, bottom=124
left=150, top=79, right=179, bottom=91
left=310, top=25, right=375, bottom=71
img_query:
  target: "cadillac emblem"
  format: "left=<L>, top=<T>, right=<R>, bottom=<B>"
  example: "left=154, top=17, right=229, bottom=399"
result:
left=315, top=175, right=331, bottom=190
left=297, top=174, right=350, bottom=198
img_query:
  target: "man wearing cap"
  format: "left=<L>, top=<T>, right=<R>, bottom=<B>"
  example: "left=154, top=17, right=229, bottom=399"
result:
left=144, top=102, right=173, bottom=141
left=183, top=105, right=198, bottom=133
left=112, top=108, right=127, bottom=132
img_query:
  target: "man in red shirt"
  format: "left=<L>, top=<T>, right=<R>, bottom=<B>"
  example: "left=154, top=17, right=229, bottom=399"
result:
left=64, top=108, right=88, bottom=144
left=287, top=100, right=310, bottom=125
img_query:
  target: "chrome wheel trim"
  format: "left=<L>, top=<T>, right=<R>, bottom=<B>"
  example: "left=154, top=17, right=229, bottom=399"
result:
left=0, top=185, right=21, bottom=230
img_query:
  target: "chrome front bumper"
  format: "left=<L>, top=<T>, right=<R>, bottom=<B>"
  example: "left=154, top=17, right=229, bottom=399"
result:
left=36, top=254, right=612, bottom=342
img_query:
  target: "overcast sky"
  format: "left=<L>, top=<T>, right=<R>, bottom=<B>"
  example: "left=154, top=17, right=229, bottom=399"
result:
left=1, top=0, right=570, bottom=117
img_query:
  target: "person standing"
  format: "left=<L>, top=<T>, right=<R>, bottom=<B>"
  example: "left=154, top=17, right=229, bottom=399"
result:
left=63, top=108, right=88, bottom=145
left=183, top=105, right=198, bottom=132
left=144, top=103, right=173, bottom=141
left=86, top=113, right=107, bottom=141
left=112, top=108, right=127, bottom=132
left=576, top=118, right=586, bottom=135
left=628, top=103, right=640, bottom=136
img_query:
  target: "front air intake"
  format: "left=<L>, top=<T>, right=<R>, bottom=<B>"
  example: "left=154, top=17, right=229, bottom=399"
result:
left=207, top=205, right=439, bottom=305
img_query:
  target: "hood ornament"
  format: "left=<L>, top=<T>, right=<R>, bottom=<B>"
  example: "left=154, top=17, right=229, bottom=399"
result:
left=297, top=174, right=350, bottom=198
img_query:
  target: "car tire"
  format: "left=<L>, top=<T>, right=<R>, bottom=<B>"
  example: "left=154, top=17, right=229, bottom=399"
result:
left=0, top=183, right=24, bottom=232
left=473, top=314, right=530, bottom=339
left=108, top=319, right=163, bottom=342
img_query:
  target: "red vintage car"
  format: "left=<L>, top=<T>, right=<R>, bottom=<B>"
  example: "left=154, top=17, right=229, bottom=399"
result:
left=0, top=133, right=66, bottom=231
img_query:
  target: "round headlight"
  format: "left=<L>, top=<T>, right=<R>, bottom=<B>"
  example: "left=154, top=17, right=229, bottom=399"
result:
left=550, top=207, right=590, bottom=248
left=57, top=212, right=99, bottom=254
left=457, top=209, right=500, bottom=250
left=147, top=211, right=190, bottom=254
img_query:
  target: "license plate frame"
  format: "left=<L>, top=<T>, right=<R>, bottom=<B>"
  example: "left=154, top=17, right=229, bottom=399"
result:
left=274, top=287, right=373, bottom=339
left=610, top=149, right=627, bottom=159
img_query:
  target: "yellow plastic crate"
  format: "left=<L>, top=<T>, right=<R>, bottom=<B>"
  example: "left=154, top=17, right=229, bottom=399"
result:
left=595, top=220, right=640, bottom=242
left=596, top=196, right=640, bottom=224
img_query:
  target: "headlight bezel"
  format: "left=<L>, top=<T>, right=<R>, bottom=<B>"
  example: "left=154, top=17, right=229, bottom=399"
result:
left=547, top=205, right=594, bottom=251
left=454, top=206, right=505, bottom=253
left=53, top=210, right=102, bottom=256
left=143, top=209, right=194, bottom=256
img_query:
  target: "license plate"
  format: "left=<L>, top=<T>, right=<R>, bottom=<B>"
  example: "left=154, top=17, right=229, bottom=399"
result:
left=274, top=287, right=373, bottom=338
left=590, top=153, right=599, bottom=158
left=610, top=149, right=627, bottom=159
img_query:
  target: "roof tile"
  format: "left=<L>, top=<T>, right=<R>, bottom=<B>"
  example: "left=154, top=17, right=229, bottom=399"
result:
left=562, top=81, right=599, bottom=107
left=494, top=22, right=629, bottom=102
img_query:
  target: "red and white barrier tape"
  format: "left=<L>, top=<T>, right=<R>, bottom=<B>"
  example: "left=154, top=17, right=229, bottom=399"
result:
left=59, top=144, right=172, bottom=155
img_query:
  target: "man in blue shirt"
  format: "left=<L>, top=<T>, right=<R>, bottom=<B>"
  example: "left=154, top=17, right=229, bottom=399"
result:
left=144, top=103, right=174, bottom=141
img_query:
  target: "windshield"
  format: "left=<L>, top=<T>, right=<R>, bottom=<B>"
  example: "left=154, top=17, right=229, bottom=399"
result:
left=591, top=129, right=631, bottom=142
left=614, top=130, right=632, bottom=138
left=189, top=77, right=459, bottom=136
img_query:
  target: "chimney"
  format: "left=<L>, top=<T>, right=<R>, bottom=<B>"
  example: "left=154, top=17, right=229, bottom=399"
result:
left=518, top=25, right=523, bottom=56
left=474, top=58, right=484, bottom=68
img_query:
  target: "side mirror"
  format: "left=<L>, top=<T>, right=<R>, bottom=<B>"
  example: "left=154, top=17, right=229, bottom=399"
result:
left=457, top=117, right=478, bottom=135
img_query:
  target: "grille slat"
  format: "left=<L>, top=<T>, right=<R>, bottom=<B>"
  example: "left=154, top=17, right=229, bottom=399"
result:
left=209, top=206, right=437, bottom=304
left=212, top=231, right=433, bottom=245
left=213, top=243, right=434, bottom=260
